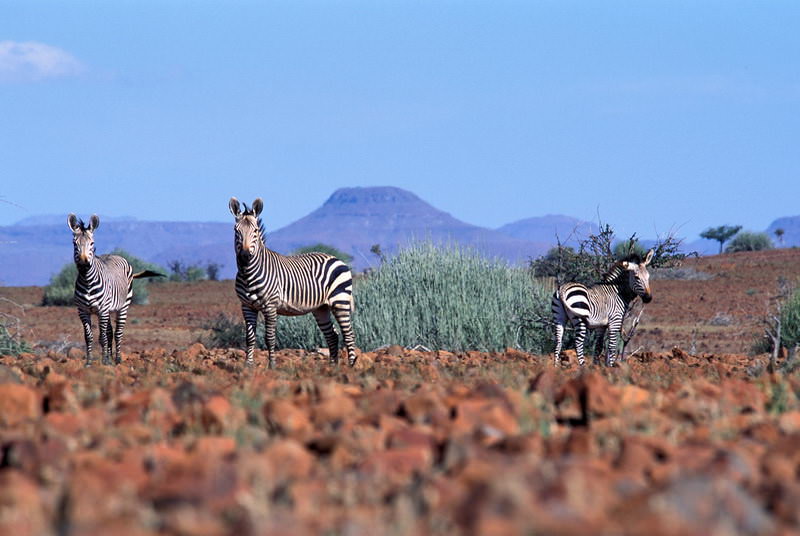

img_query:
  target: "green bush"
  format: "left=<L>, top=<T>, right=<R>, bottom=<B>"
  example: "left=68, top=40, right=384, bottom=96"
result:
left=780, top=287, right=800, bottom=352
left=205, top=242, right=553, bottom=353
left=167, top=260, right=208, bottom=282
left=294, top=243, right=354, bottom=264
left=530, top=224, right=691, bottom=287
left=0, top=320, right=30, bottom=356
left=726, top=231, right=773, bottom=253
left=42, top=249, right=164, bottom=306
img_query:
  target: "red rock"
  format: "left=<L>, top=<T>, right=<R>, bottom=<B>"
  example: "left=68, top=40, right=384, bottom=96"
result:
left=0, top=470, right=49, bottom=535
left=401, top=389, right=448, bottom=425
left=619, top=385, right=650, bottom=409
left=42, top=379, right=79, bottom=413
left=778, top=411, right=800, bottom=434
left=312, top=394, right=356, bottom=426
left=451, top=399, right=518, bottom=443
left=387, top=426, right=437, bottom=451
left=192, top=436, right=236, bottom=459
left=720, top=378, right=765, bottom=413
left=263, top=399, right=313, bottom=441
left=0, top=384, right=41, bottom=427
left=528, top=369, right=558, bottom=402
left=263, top=439, right=314, bottom=480
left=563, top=428, right=595, bottom=457
left=201, top=395, right=243, bottom=433
left=185, top=342, right=206, bottom=360
left=556, top=372, right=620, bottom=421
left=360, top=445, right=432, bottom=485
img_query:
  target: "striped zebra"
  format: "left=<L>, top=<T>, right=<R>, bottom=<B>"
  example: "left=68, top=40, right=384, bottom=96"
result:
left=68, top=214, right=163, bottom=366
left=552, top=249, right=653, bottom=367
left=229, top=197, right=357, bottom=369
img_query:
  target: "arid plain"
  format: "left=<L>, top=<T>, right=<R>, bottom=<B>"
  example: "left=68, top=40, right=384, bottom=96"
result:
left=1, top=249, right=800, bottom=535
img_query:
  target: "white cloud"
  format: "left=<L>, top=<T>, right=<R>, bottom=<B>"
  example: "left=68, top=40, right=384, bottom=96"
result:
left=0, top=41, right=84, bottom=82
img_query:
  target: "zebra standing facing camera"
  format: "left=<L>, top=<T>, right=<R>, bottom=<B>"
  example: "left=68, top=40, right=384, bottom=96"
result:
left=229, top=197, right=357, bottom=369
left=552, top=249, right=654, bottom=367
left=68, top=214, right=164, bottom=366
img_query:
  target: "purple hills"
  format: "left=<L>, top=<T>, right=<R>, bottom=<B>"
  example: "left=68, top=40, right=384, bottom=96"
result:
left=1, top=186, right=797, bottom=285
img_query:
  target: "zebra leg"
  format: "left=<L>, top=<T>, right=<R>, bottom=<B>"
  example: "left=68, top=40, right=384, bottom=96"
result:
left=606, top=317, right=623, bottom=367
left=574, top=319, right=588, bottom=367
left=242, top=305, right=259, bottom=368
left=264, top=306, right=278, bottom=369
left=98, top=312, right=111, bottom=365
left=332, top=300, right=357, bottom=366
left=552, top=296, right=567, bottom=367
left=106, top=320, right=114, bottom=364
left=114, top=309, right=128, bottom=365
left=593, top=327, right=606, bottom=366
left=312, top=307, right=339, bottom=365
left=79, top=311, right=94, bottom=366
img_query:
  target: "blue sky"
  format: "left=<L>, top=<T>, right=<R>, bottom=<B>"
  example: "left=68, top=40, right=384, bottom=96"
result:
left=1, top=1, right=798, bottom=241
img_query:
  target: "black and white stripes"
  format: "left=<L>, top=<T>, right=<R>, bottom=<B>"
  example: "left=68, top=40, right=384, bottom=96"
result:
left=552, top=249, right=654, bottom=367
left=68, top=214, right=162, bottom=366
left=229, top=197, right=357, bottom=368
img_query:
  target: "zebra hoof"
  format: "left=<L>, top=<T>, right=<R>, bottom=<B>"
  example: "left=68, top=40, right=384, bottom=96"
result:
left=348, top=358, right=357, bottom=367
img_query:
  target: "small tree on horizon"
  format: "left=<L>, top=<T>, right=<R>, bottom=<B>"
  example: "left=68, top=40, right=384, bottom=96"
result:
left=700, top=225, right=742, bottom=254
left=774, top=228, right=785, bottom=246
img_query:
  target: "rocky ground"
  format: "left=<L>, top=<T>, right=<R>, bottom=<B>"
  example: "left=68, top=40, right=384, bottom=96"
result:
left=1, top=249, right=800, bottom=535
left=0, top=348, right=799, bottom=535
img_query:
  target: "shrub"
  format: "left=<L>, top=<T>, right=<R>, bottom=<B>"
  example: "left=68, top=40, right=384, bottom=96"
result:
left=780, top=287, right=800, bottom=352
left=167, top=260, right=207, bottom=282
left=0, top=319, right=30, bottom=356
left=205, top=242, right=554, bottom=353
left=294, top=244, right=354, bottom=264
left=725, top=231, right=773, bottom=253
left=43, top=249, right=163, bottom=306
left=531, top=223, right=692, bottom=287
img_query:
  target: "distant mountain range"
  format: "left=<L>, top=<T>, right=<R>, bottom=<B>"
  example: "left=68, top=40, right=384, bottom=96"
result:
left=1, top=186, right=797, bottom=285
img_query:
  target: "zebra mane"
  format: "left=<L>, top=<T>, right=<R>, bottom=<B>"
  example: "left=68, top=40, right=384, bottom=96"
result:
left=241, top=203, right=267, bottom=244
left=601, top=253, right=643, bottom=283
left=601, top=262, right=626, bottom=283
left=74, top=218, right=91, bottom=232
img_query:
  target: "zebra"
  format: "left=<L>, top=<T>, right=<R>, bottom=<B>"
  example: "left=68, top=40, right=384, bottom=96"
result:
left=229, top=197, right=357, bottom=369
left=68, top=214, right=164, bottom=366
left=552, top=249, right=653, bottom=367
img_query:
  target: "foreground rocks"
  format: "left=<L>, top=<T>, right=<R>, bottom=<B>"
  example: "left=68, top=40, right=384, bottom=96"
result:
left=0, top=346, right=799, bottom=535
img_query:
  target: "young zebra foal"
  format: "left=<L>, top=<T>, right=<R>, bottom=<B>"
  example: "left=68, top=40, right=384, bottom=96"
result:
left=229, top=197, right=357, bottom=368
left=552, top=249, right=654, bottom=367
left=68, top=214, right=163, bottom=366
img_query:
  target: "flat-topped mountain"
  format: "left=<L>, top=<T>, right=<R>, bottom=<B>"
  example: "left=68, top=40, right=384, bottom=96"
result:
left=2, top=186, right=793, bottom=286
left=265, top=187, right=551, bottom=269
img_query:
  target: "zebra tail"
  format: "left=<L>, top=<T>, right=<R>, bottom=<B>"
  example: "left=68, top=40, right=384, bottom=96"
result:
left=133, top=270, right=166, bottom=279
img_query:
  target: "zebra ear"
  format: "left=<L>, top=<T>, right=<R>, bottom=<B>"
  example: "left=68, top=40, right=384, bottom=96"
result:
left=620, top=261, right=633, bottom=270
left=252, top=198, right=263, bottom=216
left=68, top=214, right=80, bottom=232
left=229, top=197, right=242, bottom=218
left=644, top=249, right=654, bottom=266
left=89, top=214, right=100, bottom=231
